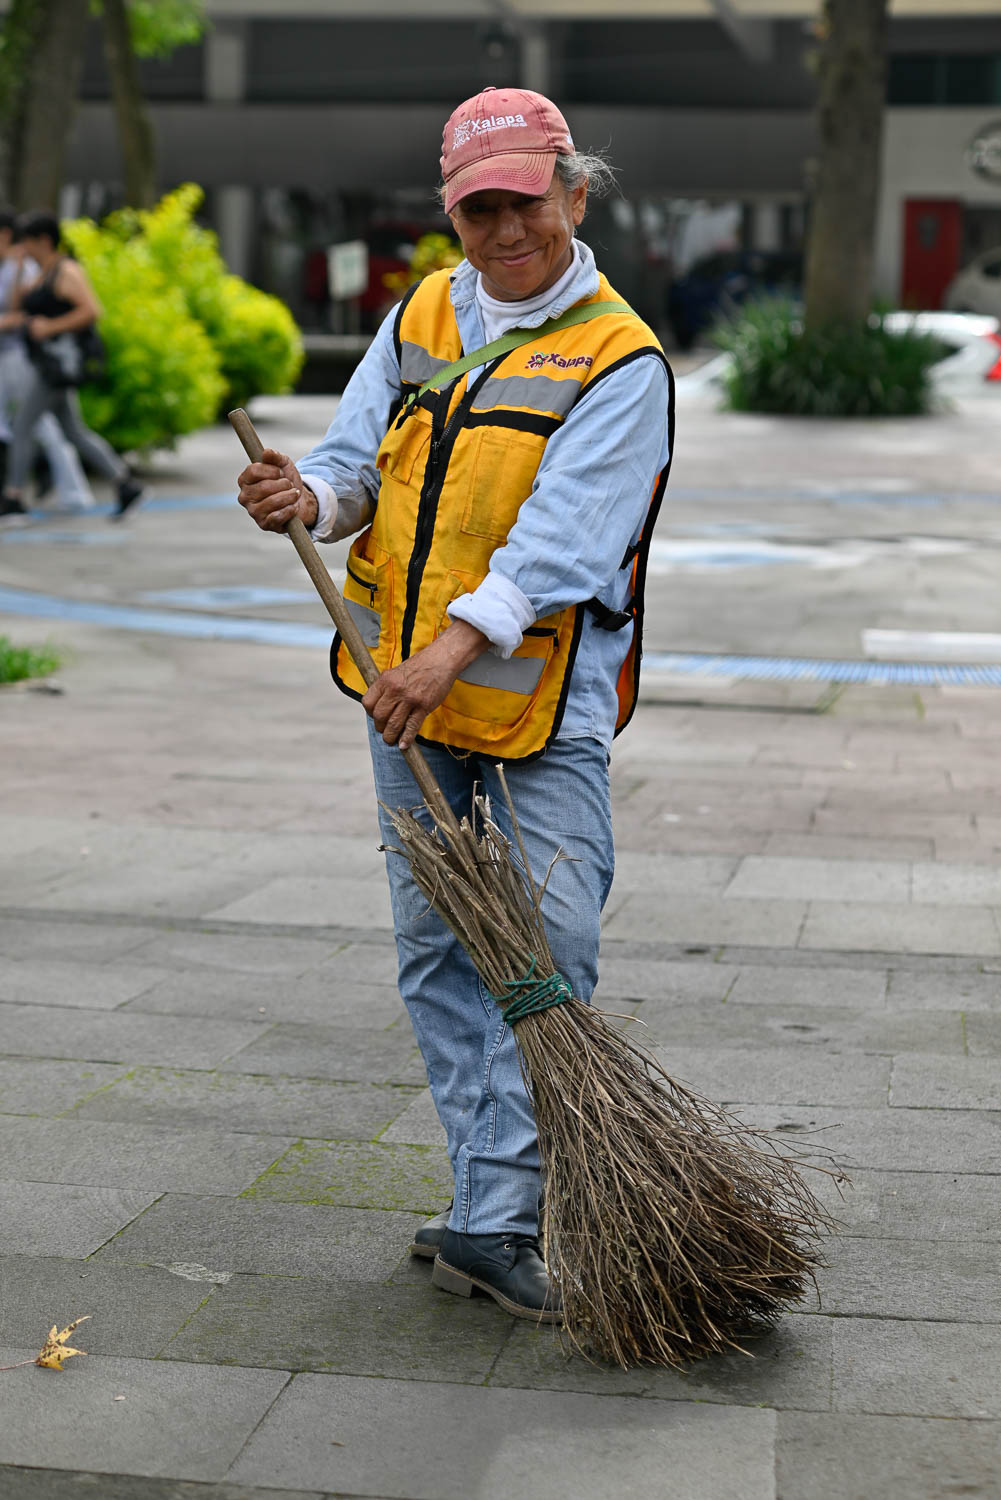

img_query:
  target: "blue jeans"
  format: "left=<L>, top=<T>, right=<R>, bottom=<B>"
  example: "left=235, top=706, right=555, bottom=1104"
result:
left=368, top=722, right=614, bottom=1236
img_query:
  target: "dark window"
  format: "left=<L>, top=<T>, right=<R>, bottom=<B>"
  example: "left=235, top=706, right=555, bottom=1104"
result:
left=888, top=55, right=940, bottom=104
left=888, top=52, right=1001, bottom=106
left=943, top=55, right=1000, bottom=105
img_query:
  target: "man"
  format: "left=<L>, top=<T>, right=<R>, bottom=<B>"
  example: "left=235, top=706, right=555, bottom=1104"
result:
left=238, top=87, right=672, bottom=1321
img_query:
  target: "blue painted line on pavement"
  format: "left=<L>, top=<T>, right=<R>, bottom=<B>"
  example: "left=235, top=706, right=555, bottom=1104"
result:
left=0, top=586, right=332, bottom=649
left=644, top=651, right=1001, bottom=686
left=3, top=584, right=1000, bottom=685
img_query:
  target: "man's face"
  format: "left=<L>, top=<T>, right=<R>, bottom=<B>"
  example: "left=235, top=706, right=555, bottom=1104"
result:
left=449, top=177, right=587, bottom=303
left=0, top=229, right=13, bottom=258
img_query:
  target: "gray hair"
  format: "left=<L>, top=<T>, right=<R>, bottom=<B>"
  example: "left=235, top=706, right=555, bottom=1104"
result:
left=553, top=151, right=617, bottom=199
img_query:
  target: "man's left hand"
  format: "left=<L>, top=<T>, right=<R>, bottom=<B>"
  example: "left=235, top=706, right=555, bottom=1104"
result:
left=363, top=620, right=489, bottom=751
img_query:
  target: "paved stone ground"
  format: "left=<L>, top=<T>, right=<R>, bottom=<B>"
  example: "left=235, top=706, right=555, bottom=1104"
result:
left=1, top=386, right=1001, bottom=1498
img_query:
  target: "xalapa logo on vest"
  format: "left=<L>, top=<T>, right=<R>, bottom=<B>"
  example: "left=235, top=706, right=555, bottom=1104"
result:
left=526, top=351, right=594, bottom=371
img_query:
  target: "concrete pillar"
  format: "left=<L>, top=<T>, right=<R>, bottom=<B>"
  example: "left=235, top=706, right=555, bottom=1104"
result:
left=205, top=20, right=247, bottom=104
left=521, top=26, right=550, bottom=97
left=752, top=200, right=781, bottom=252
left=216, top=185, right=254, bottom=279
left=205, top=20, right=251, bottom=276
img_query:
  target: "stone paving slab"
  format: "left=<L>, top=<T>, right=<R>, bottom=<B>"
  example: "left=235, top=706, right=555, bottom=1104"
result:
left=964, top=1011, right=1001, bottom=1057
left=0, top=1181, right=158, bottom=1258
left=241, top=1140, right=453, bottom=1210
left=831, top=1317, right=1001, bottom=1418
left=726, top=857, right=911, bottom=904
left=891, top=1055, right=1001, bottom=1110
left=911, top=861, right=1001, bottom=905
left=123, top=971, right=406, bottom=1028
left=0, top=915, right=161, bottom=962
left=26, top=864, right=265, bottom=922
left=728, top=1103, right=1001, bottom=1174
left=602, top=893, right=808, bottom=946
left=0, top=1119, right=293, bottom=1195
left=226, top=1372, right=778, bottom=1499
left=813, top=1169, right=1001, bottom=1241
left=775, top=1411, right=1001, bottom=1500
left=490, top=1312, right=832, bottom=1411
left=68, top=1067, right=422, bottom=1142
left=886, top=967, right=1001, bottom=1011
left=798, top=901, right=1001, bottom=955
left=0, top=1256, right=217, bottom=1357
left=727, top=964, right=887, bottom=1009
left=92, top=1195, right=422, bottom=1281
left=0, top=958, right=172, bottom=1010
left=221, top=1022, right=425, bottom=1085
left=163, top=1273, right=511, bottom=1383
left=631, top=998, right=964, bottom=1057
left=819, top=1236, right=1001, bottom=1322
left=0, top=1057, right=129, bottom=1114
left=0, top=1350, right=288, bottom=1483
left=0, top=1004, right=268, bottom=1069
left=650, top=1043, right=890, bottom=1107
left=379, top=1090, right=446, bottom=1147
left=0, top=1472, right=327, bottom=1500
left=593, top=955, right=737, bottom=1004
left=111, top=928, right=344, bottom=977
left=206, top=877, right=395, bottom=931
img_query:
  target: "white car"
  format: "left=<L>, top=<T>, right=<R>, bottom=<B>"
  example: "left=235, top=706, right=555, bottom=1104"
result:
left=944, top=248, right=1001, bottom=319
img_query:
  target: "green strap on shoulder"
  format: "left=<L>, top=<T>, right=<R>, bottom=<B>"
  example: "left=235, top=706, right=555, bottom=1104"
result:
left=404, top=299, right=632, bottom=407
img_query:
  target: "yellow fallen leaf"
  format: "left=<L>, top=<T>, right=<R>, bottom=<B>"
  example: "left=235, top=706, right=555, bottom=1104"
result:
left=36, top=1316, right=90, bottom=1370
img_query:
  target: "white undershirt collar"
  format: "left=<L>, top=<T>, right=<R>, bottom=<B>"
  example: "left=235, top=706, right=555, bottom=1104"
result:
left=474, top=241, right=582, bottom=343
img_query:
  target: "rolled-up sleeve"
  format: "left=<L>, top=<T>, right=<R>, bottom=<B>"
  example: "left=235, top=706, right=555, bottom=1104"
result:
left=296, top=302, right=404, bottom=544
left=448, top=354, right=670, bottom=653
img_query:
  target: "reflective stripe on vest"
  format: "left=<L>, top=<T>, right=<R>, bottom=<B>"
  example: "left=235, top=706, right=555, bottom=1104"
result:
left=331, top=267, right=671, bottom=761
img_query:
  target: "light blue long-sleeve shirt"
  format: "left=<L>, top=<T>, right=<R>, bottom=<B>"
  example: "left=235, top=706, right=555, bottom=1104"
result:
left=298, top=239, right=671, bottom=747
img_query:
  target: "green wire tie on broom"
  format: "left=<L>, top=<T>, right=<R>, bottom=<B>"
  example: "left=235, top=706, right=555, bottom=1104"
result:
left=491, top=958, right=575, bottom=1024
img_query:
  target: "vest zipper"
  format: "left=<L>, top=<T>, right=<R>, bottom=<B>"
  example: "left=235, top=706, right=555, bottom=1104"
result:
left=399, top=365, right=495, bottom=661
left=345, top=561, right=377, bottom=600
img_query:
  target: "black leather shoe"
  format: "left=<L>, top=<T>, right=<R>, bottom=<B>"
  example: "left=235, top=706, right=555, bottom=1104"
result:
left=409, top=1203, right=451, bottom=1259
left=433, top=1229, right=562, bottom=1323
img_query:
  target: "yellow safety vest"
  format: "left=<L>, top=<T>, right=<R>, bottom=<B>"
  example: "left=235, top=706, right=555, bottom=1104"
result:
left=332, top=267, right=671, bottom=761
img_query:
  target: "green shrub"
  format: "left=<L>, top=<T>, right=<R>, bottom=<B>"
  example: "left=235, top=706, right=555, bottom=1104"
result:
left=63, top=216, right=225, bottom=452
left=139, top=185, right=304, bottom=411
left=716, top=300, right=946, bottom=418
left=0, top=636, right=61, bottom=683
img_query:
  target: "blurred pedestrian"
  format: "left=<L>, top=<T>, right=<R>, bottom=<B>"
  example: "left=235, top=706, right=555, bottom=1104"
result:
left=237, top=87, right=672, bottom=1321
left=0, top=209, right=95, bottom=515
left=0, top=212, right=143, bottom=521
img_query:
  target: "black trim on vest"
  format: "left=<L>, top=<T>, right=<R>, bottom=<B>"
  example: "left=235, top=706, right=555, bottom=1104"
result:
left=398, top=360, right=500, bottom=662
left=579, top=345, right=670, bottom=401
left=392, top=281, right=421, bottom=369
left=586, top=598, right=633, bottom=631
left=612, top=357, right=675, bottom=739
left=464, top=409, right=562, bottom=439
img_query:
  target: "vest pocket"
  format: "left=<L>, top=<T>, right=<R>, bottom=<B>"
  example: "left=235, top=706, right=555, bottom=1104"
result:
left=342, top=543, right=395, bottom=667
left=376, top=408, right=432, bottom=487
left=463, top=428, right=547, bottom=542
left=440, top=578, right=561, bottom=727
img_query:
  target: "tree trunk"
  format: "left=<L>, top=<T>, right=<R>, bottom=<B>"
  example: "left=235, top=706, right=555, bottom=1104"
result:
left=803, top=0, right=890, bottom=329
left=101, top=0, right=157, bottom=209
left=12, top=0, right=90, bottom=211
left=0, top=0, right=49, bottom=204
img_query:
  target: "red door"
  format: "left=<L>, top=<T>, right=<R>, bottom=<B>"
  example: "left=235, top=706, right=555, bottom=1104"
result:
left=901, top=199, right=962, bottom=310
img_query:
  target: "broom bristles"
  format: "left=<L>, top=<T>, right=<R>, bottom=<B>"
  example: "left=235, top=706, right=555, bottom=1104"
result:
left=383, top=776, right=842, bottom=1369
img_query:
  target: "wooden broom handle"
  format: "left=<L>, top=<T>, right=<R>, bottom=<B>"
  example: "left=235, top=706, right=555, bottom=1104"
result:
left=228, top=408, right=461, bottom=834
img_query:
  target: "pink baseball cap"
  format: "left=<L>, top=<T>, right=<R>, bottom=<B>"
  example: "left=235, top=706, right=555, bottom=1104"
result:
left=440, top=86, right=575, bottom=214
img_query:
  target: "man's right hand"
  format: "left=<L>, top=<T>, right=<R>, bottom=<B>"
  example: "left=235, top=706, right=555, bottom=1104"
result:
left=237, top=447, right=319, bottom=533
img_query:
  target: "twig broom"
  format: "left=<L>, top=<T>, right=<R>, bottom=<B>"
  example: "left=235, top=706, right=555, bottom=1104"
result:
left=230, top=409, right=839, bottom=1368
